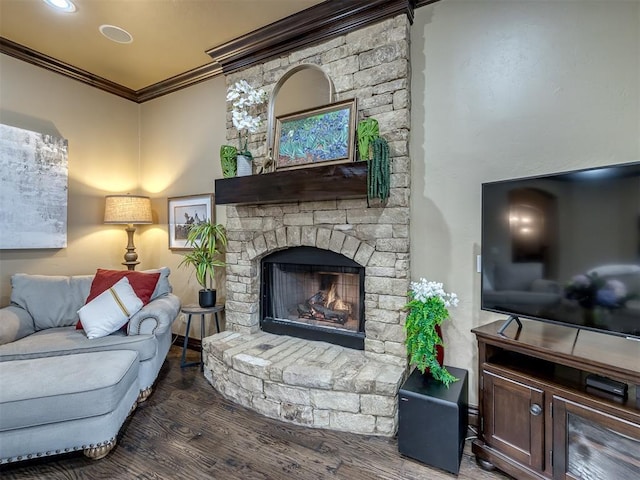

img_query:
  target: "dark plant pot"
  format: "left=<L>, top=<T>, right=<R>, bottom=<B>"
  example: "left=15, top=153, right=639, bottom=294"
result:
left=199, top=289, right=216, bottom=308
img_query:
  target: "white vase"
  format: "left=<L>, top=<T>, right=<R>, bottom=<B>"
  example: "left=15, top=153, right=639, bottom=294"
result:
left=237, top=154, right=253, bottom=176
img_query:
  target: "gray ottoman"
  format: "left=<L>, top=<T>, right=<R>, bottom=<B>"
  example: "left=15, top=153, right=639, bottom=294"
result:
left=0, top=350, right=139, bottom=463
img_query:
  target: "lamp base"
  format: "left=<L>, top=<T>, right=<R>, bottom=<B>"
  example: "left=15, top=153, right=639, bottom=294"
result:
left=122, top=225, right=140, bottom=271
left=122, top=261, right=140, bottom=271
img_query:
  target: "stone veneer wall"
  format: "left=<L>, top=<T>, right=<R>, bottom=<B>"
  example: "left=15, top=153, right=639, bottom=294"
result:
left=221, top=14, right=413, bottom=367
left=203, top=15, right=413, bottom=436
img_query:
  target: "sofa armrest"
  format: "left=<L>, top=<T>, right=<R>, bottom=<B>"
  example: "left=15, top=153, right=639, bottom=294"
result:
left=0, top=305, right=36, bottom=345
left=127, top=293, right=181, bottom=336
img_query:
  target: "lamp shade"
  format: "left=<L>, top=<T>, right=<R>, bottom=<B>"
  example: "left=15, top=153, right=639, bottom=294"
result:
left=104, top=195, right=152, bottom=224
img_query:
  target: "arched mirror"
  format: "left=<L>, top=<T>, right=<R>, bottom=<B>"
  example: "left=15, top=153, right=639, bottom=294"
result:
left=266, top=64, right=334, bottom=164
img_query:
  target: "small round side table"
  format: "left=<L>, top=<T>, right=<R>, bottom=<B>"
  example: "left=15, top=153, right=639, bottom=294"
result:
left=179, top=304, right=224, bottom=370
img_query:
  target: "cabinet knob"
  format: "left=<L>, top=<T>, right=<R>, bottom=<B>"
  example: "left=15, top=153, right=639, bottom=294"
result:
left=530, top=403, right=542, bottom=416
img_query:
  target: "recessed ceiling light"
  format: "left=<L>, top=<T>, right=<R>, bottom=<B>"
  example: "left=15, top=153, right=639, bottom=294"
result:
left=42, top=0, right=76, bottom=13
left=99, top=25, right=134, bottom=44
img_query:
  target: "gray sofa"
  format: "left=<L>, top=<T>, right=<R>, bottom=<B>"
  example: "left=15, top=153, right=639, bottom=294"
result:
left=0, top=268, right=181, bottom=464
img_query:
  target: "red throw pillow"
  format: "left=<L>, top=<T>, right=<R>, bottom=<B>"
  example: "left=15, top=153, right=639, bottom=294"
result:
left=76, top=269, right=161, bottom=330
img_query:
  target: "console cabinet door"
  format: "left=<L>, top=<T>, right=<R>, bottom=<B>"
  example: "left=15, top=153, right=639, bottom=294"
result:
left=484, top=369, right=545, bottom=471
left=552, top=396, right=640, bottom=480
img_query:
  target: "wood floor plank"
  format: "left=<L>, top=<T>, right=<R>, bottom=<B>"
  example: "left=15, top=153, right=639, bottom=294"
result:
left=0, top=345, right=512, bottom=479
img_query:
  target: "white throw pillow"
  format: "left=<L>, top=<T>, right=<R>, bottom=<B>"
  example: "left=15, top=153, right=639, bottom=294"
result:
left=77, top=277, right=143, bottom=339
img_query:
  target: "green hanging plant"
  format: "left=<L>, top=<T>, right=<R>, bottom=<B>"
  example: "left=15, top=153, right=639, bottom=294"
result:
left=357, top=117, right=390, bottom=205
left=220, top=145, right=238, bottom=178
left=367, top=137, right=390, bottom=203
left=404, top=278, right=460, bottom=387
left=357, top=118, right=379, bottom=161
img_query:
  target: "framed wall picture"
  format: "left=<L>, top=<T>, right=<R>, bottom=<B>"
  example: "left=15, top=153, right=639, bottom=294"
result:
left=274, top=98, right=357, bottom=171
left=168, top=194, right=214, bottom=250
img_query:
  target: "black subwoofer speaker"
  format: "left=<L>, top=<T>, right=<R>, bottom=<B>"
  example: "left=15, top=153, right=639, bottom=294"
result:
left=398, top=366, right=468, bottom=475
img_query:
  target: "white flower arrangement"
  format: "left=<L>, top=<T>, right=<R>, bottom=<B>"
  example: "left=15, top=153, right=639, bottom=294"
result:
left=226, top=80, right=267, bottom=154
left=409, top=278, right=459, bottom=307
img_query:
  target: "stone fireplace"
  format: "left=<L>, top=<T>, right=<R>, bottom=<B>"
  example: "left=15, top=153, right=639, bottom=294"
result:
left=202, top=14, right=412, bottom=436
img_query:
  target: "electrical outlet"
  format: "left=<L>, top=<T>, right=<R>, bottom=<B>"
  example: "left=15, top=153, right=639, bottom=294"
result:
left=179, top=313, right=187, bottom=324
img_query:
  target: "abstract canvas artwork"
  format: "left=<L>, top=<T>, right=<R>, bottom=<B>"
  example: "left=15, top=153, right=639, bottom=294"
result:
left=0, top=124, right=68, bottom=249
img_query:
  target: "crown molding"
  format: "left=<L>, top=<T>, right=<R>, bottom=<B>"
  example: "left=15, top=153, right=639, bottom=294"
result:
left=1, top=0, right=441, bottom=103
left=206, top=0, right=417, bottom=74
left=0, top=37, right=222, bottom=104
left=136, top=63, right=222, bottom=103
left=0, top=37, right=138, bottom=102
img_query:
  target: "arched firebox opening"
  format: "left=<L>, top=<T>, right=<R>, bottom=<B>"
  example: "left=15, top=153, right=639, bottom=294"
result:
left=261, top=246, right=365, bottom=349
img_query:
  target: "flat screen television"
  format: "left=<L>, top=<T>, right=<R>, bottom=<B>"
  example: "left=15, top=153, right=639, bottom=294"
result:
left=481, top=162, right=640, bottom=340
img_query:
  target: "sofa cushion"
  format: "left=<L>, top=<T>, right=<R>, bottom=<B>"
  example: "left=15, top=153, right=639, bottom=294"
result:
left=143, top=267, right=172, bottom=300
left=76, top=269, right=161, bottom=332
left=0, top=350, right=138, bottom=432
left=10, top=274, right=93, bottom=331
left=0, top=326, right=157, bottom=363
left=78, top=277, right=144, bottom=339
left=86, top=269, right=161, bottom=305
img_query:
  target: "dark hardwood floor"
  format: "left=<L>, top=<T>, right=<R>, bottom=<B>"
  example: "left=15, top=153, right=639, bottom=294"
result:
left=1, top=343, right=511, bottom=479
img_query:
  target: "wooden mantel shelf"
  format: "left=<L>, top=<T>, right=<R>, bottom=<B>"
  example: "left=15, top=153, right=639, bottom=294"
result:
left=215, top=161, right=368, bottom=205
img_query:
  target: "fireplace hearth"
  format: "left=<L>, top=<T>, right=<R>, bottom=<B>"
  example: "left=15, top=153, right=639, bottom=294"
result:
left=261, top=246, right=365, bottom=349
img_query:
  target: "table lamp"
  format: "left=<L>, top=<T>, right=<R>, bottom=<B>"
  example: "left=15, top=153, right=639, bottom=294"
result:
left=104, top=194, right=152, bottom=270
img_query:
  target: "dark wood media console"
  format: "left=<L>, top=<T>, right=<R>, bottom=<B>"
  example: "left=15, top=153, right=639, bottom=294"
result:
left=472, top=320, right=640, bottom=480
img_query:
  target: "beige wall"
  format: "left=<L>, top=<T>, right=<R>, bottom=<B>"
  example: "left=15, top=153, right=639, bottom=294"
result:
left=410, top=0, right=640, bottom=401
left=139, top=76, right=228, bottom=337
left=0, top=54, right=140, bottom=305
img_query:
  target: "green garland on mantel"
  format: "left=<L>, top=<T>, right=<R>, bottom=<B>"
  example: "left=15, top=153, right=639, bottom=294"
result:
left=368, top=137, right=390, bottom=203
left=357, top=118, right=390, bottom=204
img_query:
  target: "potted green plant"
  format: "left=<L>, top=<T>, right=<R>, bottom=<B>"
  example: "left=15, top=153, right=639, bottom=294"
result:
left=404, top=278, right=459, bottom=387
left=179, top=220, right=227, bottom=308
left=219, top=144, right=238, bottom=178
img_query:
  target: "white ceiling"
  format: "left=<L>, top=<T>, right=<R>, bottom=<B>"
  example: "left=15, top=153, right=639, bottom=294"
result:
left=0, top=0, right=324, bottom=91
